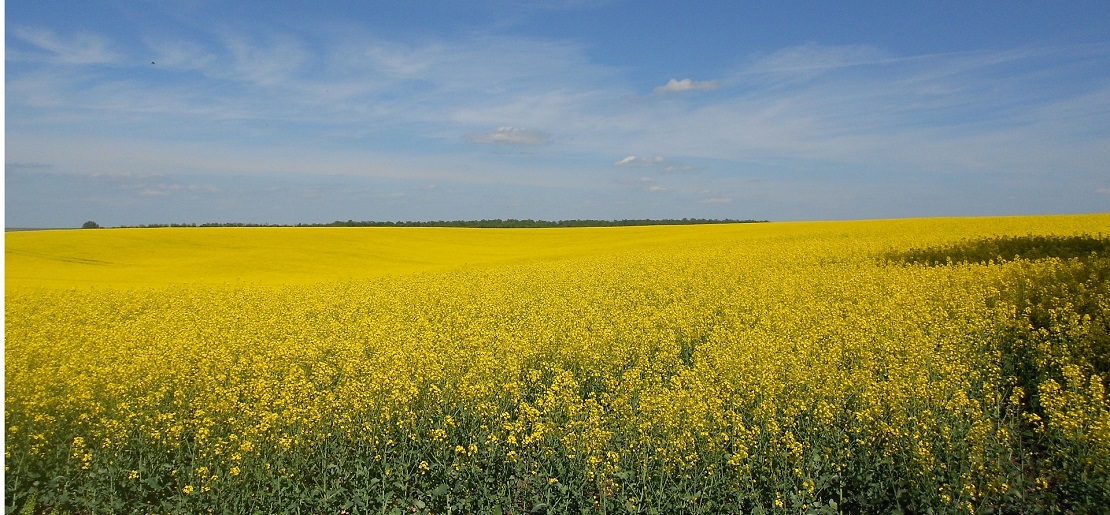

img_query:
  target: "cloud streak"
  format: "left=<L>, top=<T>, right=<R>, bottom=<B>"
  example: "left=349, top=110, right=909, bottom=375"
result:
left=739, top=44, right=893, bottom=79
left=10, top=32, right=1108, bottom=179
left=654, top=78, right=720, bottom=93
left=469, top=127, right=551, bottom=145
left=6, top=14, right=1110, bottom=225
left=5, top=161, right=54, bottom=170
left=613, top=155, right=692, bottom=172
left=616, top=176, right=668, bottom=193
left=10, top=26, right=120, bottom=64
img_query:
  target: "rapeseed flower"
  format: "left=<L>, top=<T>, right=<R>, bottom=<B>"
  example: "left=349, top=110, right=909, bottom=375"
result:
left=5, top=215, right=1110, bottom=513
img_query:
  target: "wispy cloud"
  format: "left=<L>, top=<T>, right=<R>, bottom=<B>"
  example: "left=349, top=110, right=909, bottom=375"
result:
left=654, top=78, right=720, bottom=94
left=613, top=155, right=692, bottom=172
left=10, top=26, right=120, bottom=65
left=617, top=176, right=667, bottom=192
left=469, top=127, right=551, bottom=145
left=11, top=33, right=1108, bottom=181
left=29, top=30, right=616, bottom=138
left=622, top=44, right=1110, bottom=178
left=5, top=161, right=53, bottom=170
left=739, top=43, right=893, bottom=80
left=221, top=32, right=312, bottom=87
left=7, top=18, right=1110, bottom=224
left=81, top=171, right=220, bottom=198
left=139, top=183, right=220, bottom=196
left=614, top=155, right=666, bottom=167
left=145, top=37, right=216, bottom=71
left=89, top=171, right=164, bottom=180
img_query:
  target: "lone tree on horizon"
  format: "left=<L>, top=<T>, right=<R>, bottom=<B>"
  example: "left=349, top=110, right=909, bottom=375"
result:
left=82, top=221, right=100, bottom=229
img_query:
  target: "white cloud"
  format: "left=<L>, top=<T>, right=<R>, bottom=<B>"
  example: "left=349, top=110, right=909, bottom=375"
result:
left=373, top=191, right=407, bottom=198
left=7, top=21, right=1110, bottom=223
left=139, top=182, right=219, bottom=197
left=5, top=161, right=53, bottom=170
left=89, top=171, right=164, bottom=180
left=613, top=155, right=692, bottom=172
left=469, top=127, right=551, bottom=145
left=614, top=155, right=666, bottom=167
left=361, top=42, right=441, bottom=79
left=654, top=78, right=721, bottom=94
left=617, top=176, right=666, bottom=192
left=741, top=44, right=892, bottom=80
left=221, top=32, right=311, bottom=87
left=11, top=26, right=120, bottom=65
left=145, top=38, right=217, bottom=72
left=616, top=44, right=1110, bottom=179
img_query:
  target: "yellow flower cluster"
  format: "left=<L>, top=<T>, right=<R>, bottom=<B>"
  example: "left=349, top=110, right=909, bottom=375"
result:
left=5, top=214, right=1109, bottom=512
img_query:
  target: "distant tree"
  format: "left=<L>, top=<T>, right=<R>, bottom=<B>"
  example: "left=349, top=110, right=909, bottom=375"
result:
left=82, top=221, right=101, bottom=229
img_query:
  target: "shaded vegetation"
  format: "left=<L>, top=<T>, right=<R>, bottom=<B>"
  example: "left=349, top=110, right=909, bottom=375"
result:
left=890, top=234, right=1110, bottom=266
left=892, top=234, right=1110, bottom=513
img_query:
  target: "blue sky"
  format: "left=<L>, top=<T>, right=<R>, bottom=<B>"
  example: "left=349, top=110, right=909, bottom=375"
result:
left=6, top=1, right=1110, bottom=227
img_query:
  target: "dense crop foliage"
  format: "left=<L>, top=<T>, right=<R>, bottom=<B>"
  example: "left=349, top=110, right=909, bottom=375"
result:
left=893, top=234, right=1110, bottom=512
left=892, top=234, right=1110, bottom=266
left=6, top=216, right=1110, bottom=513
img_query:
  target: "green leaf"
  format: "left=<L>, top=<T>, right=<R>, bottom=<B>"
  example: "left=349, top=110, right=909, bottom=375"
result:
left=431, top=483, right=450, bottom=497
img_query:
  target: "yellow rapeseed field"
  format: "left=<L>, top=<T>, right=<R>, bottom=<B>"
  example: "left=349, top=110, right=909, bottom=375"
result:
left=6, top=215, right=1110, bottom=513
